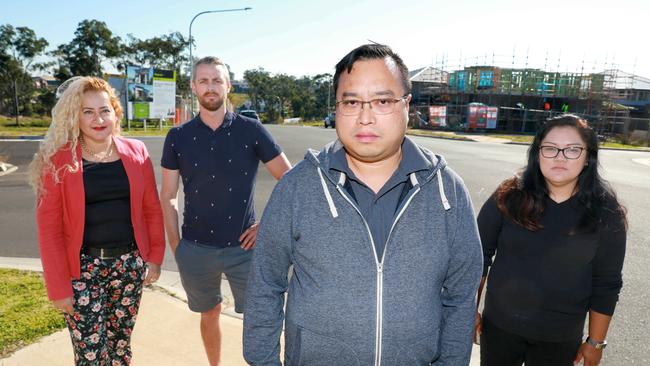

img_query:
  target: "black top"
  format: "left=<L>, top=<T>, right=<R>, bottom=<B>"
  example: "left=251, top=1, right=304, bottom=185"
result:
left=478, top=193, right=626, bottom=342
left=82, top=159, right=135, bottom=248
left=328, top=138, right=430, bottom=258
left=161, top=112, right=282, bottom=248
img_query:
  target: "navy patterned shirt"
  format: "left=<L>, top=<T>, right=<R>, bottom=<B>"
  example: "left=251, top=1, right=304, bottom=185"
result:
left=161, top=112, right=282, bottom=248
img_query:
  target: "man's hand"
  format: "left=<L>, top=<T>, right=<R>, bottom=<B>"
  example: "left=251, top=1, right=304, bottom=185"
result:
left=52, top=297, right=74, bottom=314
left=574, top=342, right=603, bottom=366
left=239, top=223, right=259, bottom=250
left=144, top=262, right=161, bottom=285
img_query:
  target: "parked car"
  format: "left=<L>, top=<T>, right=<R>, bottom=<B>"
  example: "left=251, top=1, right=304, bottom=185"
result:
left=239, top=109, right=260, bottom=120
left=324, top=112, right=336, bottom=128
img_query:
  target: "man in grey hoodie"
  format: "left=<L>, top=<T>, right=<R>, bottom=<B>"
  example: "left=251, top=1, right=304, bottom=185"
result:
left=244, top=44, right=483, bottom=366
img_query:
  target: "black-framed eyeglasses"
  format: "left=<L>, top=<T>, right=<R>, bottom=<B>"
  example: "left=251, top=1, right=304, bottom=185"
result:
left=335, top=95, right=409, bottom=116
left=539, top=146, right=586, bottom=159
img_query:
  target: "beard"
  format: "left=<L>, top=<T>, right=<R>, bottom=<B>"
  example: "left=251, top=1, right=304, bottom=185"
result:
left=197, top=93, right=225, bottom=111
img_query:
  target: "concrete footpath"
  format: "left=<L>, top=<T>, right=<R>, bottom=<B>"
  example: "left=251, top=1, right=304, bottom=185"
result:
left=0, top=257, right=480, bottom=365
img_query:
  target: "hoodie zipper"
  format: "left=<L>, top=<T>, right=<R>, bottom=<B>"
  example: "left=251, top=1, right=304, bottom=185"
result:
left=334, top=180, right=422, bottom=366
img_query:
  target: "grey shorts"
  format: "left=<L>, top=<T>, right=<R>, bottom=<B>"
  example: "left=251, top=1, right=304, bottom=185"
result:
left=174, top=238, right=253, bottom=313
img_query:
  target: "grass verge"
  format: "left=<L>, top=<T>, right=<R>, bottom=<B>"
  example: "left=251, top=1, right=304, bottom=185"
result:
left=0, top=268, right=65, bottom=358
left=486, top=134, right=534, bottom=143
left=407, top=129, right=474, bottom=141
left=297, top=120, right=324, bottom=127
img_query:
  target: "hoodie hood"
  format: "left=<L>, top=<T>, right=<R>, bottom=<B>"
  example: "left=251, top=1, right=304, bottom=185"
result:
left=304, top=137, right=452, bottom=218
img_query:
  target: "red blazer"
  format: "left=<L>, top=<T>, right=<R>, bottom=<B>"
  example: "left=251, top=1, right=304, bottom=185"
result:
left=36, top=136, right=165, bottom=300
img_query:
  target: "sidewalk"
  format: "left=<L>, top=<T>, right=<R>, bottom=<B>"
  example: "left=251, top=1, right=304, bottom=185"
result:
left=0, top=257, right=480, bottom=365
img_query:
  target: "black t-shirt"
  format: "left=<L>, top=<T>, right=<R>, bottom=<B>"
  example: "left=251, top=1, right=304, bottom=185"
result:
left=478, top=193, right=626, bottom=342
left=82, top=159, right=135, bottom=248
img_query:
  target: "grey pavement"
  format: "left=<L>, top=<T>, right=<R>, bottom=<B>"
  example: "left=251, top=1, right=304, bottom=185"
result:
left=0, top=257, right=481, bottom=365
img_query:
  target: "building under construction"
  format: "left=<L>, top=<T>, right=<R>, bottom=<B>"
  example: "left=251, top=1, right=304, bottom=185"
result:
left=409, top=59, right=650, bottom=142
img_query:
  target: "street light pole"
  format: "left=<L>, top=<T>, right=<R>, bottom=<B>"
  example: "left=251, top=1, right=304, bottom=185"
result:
left=188, top=7, right=252, bottom=117
left=327, top=77, right=332, bottom=115
left=272, top=95, right=282, bottom=122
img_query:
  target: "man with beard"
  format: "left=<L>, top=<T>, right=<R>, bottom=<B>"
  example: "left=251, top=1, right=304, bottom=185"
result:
left=160, top=56, right=291, bottom=365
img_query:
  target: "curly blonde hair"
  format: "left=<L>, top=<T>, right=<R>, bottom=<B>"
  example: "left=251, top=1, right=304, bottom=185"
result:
left=29, top=77, right=123, bottom=197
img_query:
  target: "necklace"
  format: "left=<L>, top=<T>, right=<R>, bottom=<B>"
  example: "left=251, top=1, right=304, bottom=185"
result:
left=80, top=136, right=114, bottom=162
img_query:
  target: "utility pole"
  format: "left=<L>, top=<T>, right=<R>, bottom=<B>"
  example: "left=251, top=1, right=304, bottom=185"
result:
left=327, top=78, right=331, bottom=115
left=13, top=79, right=20, bottom=127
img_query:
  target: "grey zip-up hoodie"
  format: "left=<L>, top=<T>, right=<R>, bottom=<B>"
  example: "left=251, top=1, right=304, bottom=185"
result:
left=244, top=138, right=483, bottom=366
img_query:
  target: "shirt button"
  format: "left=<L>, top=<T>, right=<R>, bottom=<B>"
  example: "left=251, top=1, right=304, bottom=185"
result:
left=228, top=242, right=231, bottom=246
left=227, top=132, right=231, bottom=136
left=228, top=216, right=232, bottom=219
left=212, top=175, right=215, bottom=179
left=211, top=147, right=214, bottom=151
left=244, top=199, right=247, bottom=203
left=228, top=159, right=232, bottom=163
left=194, top=163, right=198, bottom=167
left=193, top=137, right=197, bottom=140
left=210, top=230, right=214, bottom=234
left=211, top=203, right=214, bottom=207
left=229, top=188, right=232, bottom=192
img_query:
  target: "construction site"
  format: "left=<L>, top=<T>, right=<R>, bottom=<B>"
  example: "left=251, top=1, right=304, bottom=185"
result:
left=408, top=52, right=650, bottom=144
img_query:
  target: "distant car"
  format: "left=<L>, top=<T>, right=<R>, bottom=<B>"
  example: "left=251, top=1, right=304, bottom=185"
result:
left=239, top=110, right=260, bottom=120
left=324, top=112, right=336, bottom=128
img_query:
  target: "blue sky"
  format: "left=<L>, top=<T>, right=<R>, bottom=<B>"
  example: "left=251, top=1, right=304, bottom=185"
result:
left=3, top=0, right=649, bottom=80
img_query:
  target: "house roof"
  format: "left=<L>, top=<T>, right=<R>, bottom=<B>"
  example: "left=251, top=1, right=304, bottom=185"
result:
left=409, top=66, right=448, bottom=83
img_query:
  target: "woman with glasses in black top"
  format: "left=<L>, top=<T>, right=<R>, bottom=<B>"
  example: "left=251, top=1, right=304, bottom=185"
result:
left=475, top=114, right=627, bottom=366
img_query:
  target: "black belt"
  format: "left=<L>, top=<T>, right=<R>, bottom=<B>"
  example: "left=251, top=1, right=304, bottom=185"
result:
left=82, top=243, right=136, bottom=259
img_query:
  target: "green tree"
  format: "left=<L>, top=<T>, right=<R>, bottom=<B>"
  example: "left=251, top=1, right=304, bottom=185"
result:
left=0, top=24, right=49, bottom=118
left=272, top=73, right=297, bottom=120
left=313, top=73, right=333, bottom=116
left=243, top=69, right=334, bottom=122
left=244, top=68, right=273, bottom=116
left=52, top=19, right=121, bottom=78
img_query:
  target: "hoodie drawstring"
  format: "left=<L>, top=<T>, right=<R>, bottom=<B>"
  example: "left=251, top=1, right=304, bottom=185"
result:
left=409, top=172, right=419, bottom=188
left=318, top=165, right=449, bottom=215
left=437, top=171, right=451, bottom=211
left=338, top=171, right=347, bottom=186
left=317, top=167, right=338, bottom=218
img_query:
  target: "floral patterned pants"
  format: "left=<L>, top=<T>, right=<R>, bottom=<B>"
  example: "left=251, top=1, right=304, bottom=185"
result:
left=64, top=250, right=146, bottom=366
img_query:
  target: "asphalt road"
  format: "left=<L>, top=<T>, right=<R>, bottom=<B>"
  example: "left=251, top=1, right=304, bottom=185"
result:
left=1, top=125, right=649, bottom=365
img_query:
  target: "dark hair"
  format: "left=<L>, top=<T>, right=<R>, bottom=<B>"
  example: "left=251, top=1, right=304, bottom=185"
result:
left=496, top=114, right=626, bottom=232
left=333, top=44, right=411, bottom=97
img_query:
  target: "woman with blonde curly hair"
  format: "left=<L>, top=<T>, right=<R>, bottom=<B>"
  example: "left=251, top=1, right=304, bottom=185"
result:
left=30, top=76, right=165, bottom=365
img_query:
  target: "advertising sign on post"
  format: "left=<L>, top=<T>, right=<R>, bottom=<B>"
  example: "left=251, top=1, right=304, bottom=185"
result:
left=126, top=65, right=176, bottom=120
left=486, top=107, right=499, bottom=129
left=429, top=106, right=447, bottom=127
left=477, top=106, right=487, bottom=128
left=467, top=103, right=481, bottom=129
left=151, top=69, right=176, bottom=119
left=468, top=103, right=498, bottom=129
